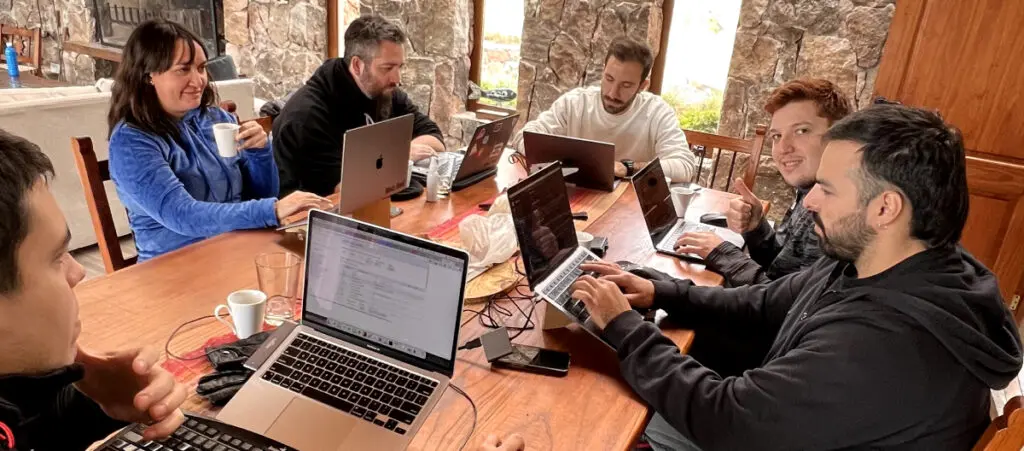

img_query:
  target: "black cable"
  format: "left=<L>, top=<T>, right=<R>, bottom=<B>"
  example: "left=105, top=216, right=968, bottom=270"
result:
left=449, top=382, right=477, bottom=451
left=164, top=314, right=219, bottom=361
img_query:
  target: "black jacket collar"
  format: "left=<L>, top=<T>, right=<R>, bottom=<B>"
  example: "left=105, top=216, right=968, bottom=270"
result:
left=0, top=364, right=84, bottom=423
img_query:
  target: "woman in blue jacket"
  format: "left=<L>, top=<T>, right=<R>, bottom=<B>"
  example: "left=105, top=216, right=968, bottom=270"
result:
left=107, top=20, right=330, bottom=261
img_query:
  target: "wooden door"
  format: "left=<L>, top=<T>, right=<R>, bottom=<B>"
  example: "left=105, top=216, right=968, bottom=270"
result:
left=875, top=0, right=1024, bottom=320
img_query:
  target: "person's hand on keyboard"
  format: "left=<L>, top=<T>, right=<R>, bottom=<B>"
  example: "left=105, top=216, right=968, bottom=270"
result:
left=571, top=272, right=636, bottom=330
left=74, top=346, right=187, bottom=440
left=479, top=433, right=526, bottom=451
left=580, top=261, right=655, bottom=309
left=673, top=231, right=725, bottom=259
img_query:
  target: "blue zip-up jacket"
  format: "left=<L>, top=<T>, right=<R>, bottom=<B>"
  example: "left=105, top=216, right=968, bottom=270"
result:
left=109, top=107, right=279, bottom=262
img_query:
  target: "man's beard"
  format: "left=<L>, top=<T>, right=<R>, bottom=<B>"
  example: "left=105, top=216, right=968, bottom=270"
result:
left=811, top=210, right=876, bottom=263
left=602, top=94, right=634, bottom=114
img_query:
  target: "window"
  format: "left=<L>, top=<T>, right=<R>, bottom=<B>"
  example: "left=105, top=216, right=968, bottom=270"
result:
left=469, top=0, right=524, bottom=112
left=656, top=0, right=741, bottom=133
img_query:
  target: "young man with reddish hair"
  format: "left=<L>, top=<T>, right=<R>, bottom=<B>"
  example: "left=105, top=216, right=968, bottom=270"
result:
left=674, top=79, right=852, bottom=286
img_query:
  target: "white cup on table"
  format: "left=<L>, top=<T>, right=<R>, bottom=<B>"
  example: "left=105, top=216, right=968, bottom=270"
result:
left=213, top=123, right=241, bottom=158
left=214, top=289, right=267, bottom=339
left=670, top=186, right=696, bottom=218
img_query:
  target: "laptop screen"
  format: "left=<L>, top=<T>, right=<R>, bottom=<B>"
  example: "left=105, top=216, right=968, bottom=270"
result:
left=508, top=162, right=579, bottom=290
left=302, top=210, right=468, bottom=375
left=632, top=159, right=678, bottom=244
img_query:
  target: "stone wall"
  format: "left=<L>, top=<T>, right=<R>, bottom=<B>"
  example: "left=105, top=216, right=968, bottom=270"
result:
left=359, top=0, right=472, bottom=150
left=1, top=0, right=95, bottom=82
left=720, top=0, right=895, bottom=139
left=515, top=0, right=663, bottom=126
left=223, top=0, right=328, bottom=99
left=718, top=0, right=895, bottom=218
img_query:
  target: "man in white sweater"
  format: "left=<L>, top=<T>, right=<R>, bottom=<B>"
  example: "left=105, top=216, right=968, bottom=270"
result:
left=512, top=37, right=696, bottom=182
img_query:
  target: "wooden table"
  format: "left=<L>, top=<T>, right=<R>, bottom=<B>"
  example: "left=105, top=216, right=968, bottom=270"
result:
left=0, top=71, right=70, bottom=88
left=75, top=164, right=743, bottom=450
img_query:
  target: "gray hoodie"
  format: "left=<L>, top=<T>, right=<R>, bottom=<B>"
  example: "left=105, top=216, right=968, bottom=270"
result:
left=604, top=246, right=1022, bottom=450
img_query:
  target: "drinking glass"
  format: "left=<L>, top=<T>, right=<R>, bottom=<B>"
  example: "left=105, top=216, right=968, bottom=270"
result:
left=255, top=252, right=302, bottom=326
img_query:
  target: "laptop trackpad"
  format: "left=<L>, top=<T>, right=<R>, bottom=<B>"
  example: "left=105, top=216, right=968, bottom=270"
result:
left=266, top=398, right=358, bottom=450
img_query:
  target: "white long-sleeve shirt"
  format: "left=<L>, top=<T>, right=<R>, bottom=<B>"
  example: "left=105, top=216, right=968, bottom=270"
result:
left=512, top=86, right=696, bottom=182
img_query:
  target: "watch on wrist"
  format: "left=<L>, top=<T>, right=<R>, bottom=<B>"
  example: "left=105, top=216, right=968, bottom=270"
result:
left=621, top=159, right=636, bottom=177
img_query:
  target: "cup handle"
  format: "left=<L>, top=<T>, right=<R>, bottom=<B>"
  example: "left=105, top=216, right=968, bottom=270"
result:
left=213, top=304, right=236, bottom=336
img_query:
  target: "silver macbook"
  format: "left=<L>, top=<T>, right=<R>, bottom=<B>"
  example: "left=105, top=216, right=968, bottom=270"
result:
left=338, top=114, right=413, bottom=214
left=508, top=161, right=611, bottom=347
left=632, top=158, right=744, bottom=261
left=218, top=209, right=469, bottom=450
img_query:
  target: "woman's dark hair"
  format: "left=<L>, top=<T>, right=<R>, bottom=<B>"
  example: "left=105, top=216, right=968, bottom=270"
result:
left=107, top=19, right=217, bottom=141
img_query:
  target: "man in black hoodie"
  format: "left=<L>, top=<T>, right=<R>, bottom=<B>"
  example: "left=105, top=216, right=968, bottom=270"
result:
left=272, top=15, right=445, bottom=196
left=570, top=104, right=1023, bottom=450
left=0, top=129, right=187, bottom=450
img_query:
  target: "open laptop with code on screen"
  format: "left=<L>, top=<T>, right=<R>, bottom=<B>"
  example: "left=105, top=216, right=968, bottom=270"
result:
left=218, top=209, right=469, bottom=450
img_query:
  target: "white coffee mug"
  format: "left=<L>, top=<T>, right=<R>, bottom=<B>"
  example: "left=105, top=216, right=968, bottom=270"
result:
left=214, top=289, right=267, bottom=339
left=577, top=231, right=594, bottom=247
left=670, top=186, right=696, bottom=218
left=213, top=123, right=241, bottom=158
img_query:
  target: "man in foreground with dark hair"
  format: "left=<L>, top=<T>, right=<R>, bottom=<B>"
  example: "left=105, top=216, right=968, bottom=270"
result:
left=0, top=129, right=187, bottom=449
left=273, top=14, right=445, bottom=196
left=570, top=104, right=1023, bottom=450
left=511, top=37, right=696, bottom=182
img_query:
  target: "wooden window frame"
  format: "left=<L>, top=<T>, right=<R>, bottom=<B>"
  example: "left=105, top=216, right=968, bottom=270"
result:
left=466, top=0, right=519, bottom=117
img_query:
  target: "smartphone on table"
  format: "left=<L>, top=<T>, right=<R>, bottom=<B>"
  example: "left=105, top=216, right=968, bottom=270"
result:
left=491, top=344, right=570, bottom=377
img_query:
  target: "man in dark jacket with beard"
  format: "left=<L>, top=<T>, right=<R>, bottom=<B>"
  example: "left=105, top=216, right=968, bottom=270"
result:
left=570, top=104, right=1023, bottom=450
left=272, top=15, right=445, bottom=197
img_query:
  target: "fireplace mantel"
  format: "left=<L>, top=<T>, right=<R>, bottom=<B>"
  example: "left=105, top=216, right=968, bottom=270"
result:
left=63, top=41, right=123, bottom=63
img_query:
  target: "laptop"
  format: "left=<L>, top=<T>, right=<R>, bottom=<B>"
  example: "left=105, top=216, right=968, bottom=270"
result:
left=218, top=209, right=470, bottom=450
left=507, top=161, right=611, bottom=347
left=631, top=158, right=744, bottom=261
left=522, top=131, right=616, bottom=192
left=338, top=114, right=413, bottom=214
left=411, top=114, right=520, bottom=190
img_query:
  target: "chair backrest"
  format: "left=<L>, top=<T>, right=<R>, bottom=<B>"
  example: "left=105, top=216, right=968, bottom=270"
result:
left=0, top=25, right=42, bottom=75
left=219, top=100, right=273, bottom=133
left=975, top=396, right=1024, bottom=451
left=685, top=125, right=767, bottom=192
left=71, top=136, right=136, bottom=273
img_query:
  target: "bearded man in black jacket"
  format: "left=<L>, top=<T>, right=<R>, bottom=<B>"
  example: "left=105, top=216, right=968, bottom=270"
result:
left=272, top=15, right=446, bottom=197
left=571, top=104, right=1023, bottom=450
left=0, top=129, right=186, bottom=450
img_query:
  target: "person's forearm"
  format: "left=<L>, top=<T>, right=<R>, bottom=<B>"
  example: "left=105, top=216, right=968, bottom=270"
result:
left=241, top=146, right=280, bottom=200
left=413, top=134, right=445, bottom=153
left=704, top=242, right=772, bottom=286
left=744, top=218, right=784, bottom=267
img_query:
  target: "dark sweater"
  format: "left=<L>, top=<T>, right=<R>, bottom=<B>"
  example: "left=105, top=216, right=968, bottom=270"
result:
left=603, top=246, right=1023, bottom=450
left=0, top=365, right=127, bottom=450
left=704, top=187, right=821, bottom=287
left=272, top=57, right=444, bottom=197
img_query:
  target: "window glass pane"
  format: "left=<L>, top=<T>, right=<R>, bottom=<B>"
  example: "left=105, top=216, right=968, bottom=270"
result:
left=480, top=0, right=524, bottom=108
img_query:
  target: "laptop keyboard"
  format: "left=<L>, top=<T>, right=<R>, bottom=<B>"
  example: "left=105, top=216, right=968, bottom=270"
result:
left=97, top=412, right=292, bottom=451
left=261, top=333, right=439, bottom=436
left=658, top=222, right=717, bottom=253
left=545, top=251, right=599, bottom=323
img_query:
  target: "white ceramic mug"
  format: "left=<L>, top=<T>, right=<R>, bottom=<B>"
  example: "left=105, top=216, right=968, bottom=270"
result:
left=670, top=186, right=696, bottom=218
left=577, top=231, right=594, bottom=248
left=214, top=289, right=267, bottom=339
left=213, top=123, right=241, bottom=158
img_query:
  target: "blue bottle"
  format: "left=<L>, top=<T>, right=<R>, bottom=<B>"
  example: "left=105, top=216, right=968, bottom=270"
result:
left=5, top=42, right=21, bottom=87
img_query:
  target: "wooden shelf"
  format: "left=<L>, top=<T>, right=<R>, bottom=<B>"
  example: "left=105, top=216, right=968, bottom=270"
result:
left=63, top=41, right=123, bottom=63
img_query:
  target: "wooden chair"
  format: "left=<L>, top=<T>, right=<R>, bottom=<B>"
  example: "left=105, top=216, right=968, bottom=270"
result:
left=0, top=25, right=42, bottom=76
left=975, top=396, right=1024, bottom=450
left=71, top=137, right=137, bottom=274
left=684, top=125, right=767, bottom=192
